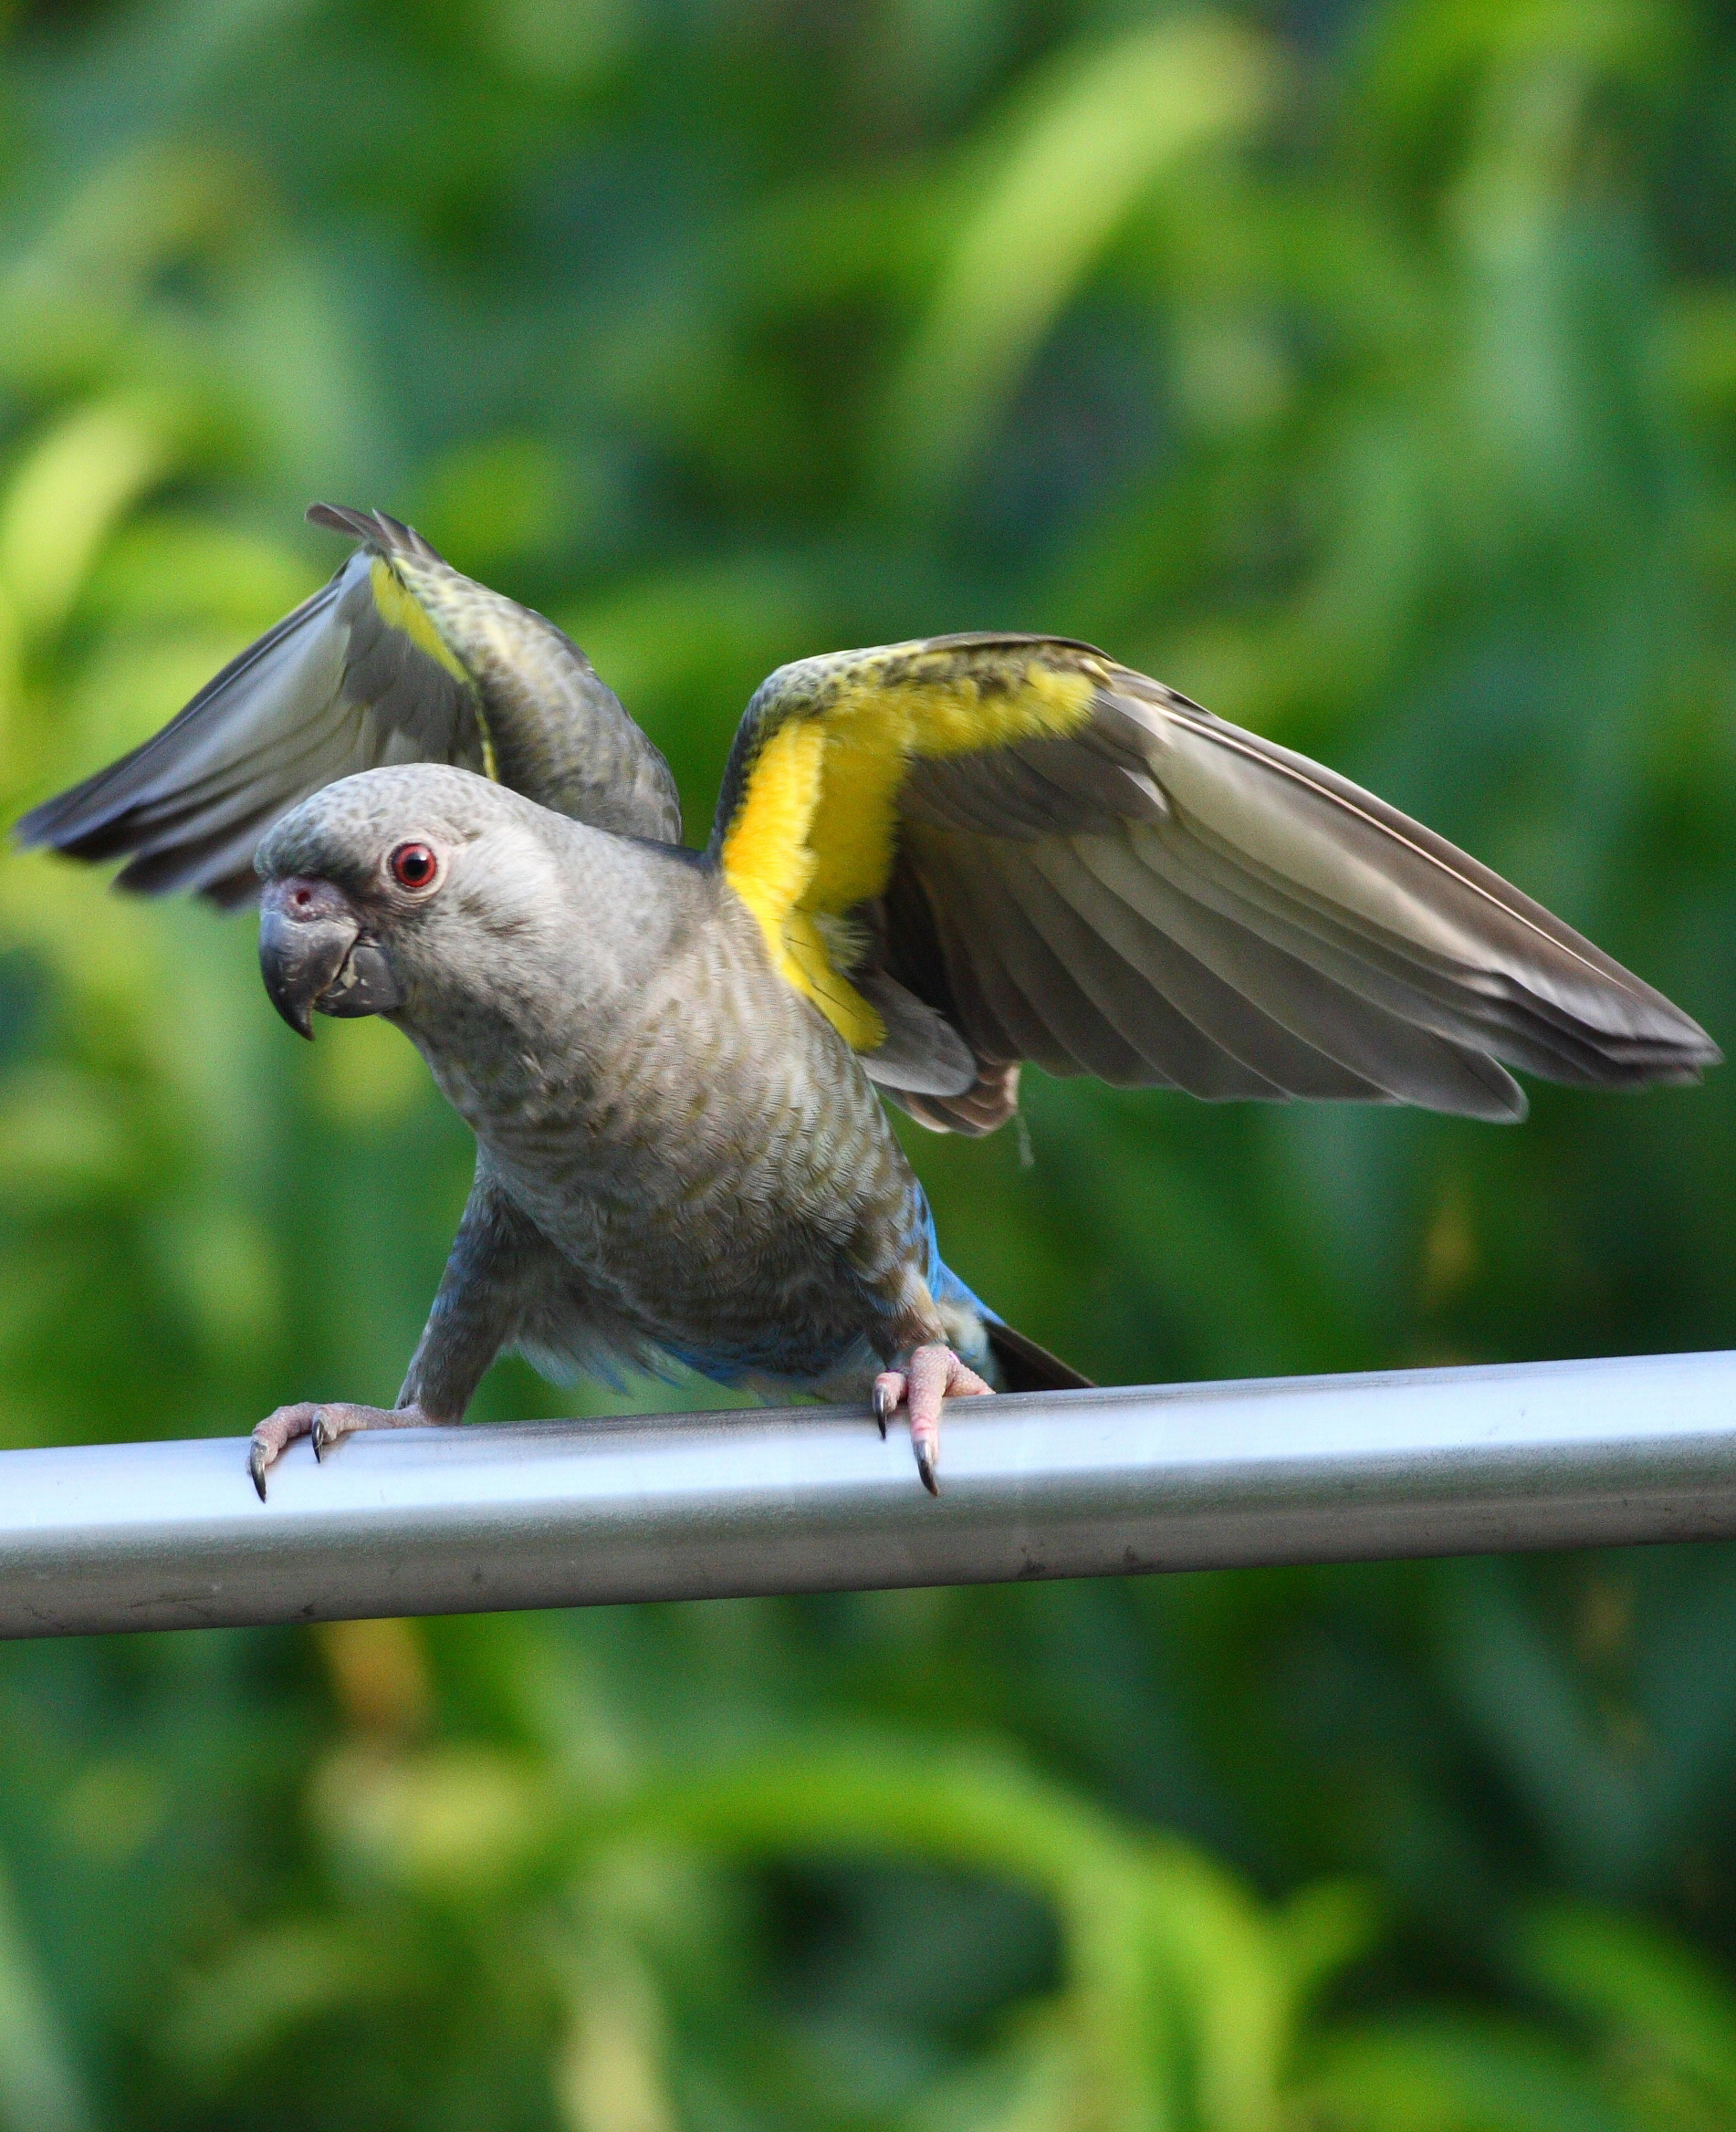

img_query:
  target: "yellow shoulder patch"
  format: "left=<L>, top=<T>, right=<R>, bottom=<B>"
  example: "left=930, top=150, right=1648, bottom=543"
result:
left=369, top=559, right=497, bottom=779
left=720, top=716, right=886, bottom=1047
left=369, top=557, right=471, bottom=683
left=719, top=716, right=824, bottom=932
left=719, top=643, right=1101, bottom=1054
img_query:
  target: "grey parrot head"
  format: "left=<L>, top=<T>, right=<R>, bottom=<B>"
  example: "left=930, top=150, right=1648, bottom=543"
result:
left=254, top=763, right=560, bottom=1039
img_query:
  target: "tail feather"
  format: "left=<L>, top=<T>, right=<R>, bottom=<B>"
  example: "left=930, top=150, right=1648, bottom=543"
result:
left=986, top=1321, right=1094, bottom=1393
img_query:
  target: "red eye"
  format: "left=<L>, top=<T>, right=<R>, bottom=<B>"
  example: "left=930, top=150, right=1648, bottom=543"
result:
left=390, top=841, right=439, bottom=891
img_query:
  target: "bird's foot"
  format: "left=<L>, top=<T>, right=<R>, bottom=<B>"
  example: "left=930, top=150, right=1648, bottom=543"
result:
left=872, top=1345, right=992, bottom=1496
left=248, top=1400, right=434, bottom=1500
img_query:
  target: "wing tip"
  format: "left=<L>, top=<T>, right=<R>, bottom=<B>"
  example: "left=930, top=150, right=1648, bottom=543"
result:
left=11, top=797, right=54, bottom=852
left=1655, top=1014, right=1722, bottom=1076
left=306, top=502, right=443, bottom=567
left=12, top=771, right=127, bottom=857
left=6, top=798, right=251, bottom=904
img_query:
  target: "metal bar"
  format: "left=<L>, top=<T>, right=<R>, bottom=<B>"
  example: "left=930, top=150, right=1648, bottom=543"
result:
left=3, top=1350, right=1735, bottom=1638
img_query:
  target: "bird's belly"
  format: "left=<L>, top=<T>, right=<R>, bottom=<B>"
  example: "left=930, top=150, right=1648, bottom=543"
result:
left=484, top=1128, right=882, bottom=1383
left=432, top=981, right=928, bottom=1388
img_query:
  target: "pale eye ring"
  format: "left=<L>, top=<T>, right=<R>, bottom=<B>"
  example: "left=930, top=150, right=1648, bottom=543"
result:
left=389, top=841, right=440, bottom=892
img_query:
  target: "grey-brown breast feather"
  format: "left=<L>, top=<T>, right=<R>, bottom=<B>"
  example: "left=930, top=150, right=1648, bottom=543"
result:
left=875, top=659, right=1714, bottom=1125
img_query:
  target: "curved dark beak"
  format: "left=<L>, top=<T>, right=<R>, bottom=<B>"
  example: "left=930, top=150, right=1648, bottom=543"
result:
left=258, top=878, right=404, bottom=1039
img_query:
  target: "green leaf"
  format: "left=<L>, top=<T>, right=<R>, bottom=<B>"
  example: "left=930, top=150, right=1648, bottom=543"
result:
left=881, top=18, right=1276, bottom=502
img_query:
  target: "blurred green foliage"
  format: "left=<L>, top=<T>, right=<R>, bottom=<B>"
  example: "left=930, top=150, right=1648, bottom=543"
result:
left=1, top=0, right=1735, bottom=2124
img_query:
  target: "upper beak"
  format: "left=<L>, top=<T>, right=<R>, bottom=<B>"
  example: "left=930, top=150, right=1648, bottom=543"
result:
left=258, top=878, right=403, bottom=1039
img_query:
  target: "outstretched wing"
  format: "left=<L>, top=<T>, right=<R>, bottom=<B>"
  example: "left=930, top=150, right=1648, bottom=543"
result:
left=710, top=635, right=1719, bottom=1133
left=16, top=505, right=680, bottom=906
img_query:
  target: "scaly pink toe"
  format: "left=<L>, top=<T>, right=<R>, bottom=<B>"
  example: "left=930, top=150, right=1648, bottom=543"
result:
left=888, top=1344, right=992, bottom=1496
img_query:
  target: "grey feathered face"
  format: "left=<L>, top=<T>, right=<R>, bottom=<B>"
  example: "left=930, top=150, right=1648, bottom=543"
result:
left=253, top=764, right=544, bottom=1040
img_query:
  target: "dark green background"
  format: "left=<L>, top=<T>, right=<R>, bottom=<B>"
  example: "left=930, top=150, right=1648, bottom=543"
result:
left=1, top=0, right=1734, bottom=2124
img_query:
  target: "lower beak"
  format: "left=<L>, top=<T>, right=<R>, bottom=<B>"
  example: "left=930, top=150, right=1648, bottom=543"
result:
left=258, top=879, right=403, bottom=1039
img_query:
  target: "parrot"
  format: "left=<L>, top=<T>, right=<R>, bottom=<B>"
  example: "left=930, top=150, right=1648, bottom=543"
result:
left=14, top=505, right=1720, bottom=1499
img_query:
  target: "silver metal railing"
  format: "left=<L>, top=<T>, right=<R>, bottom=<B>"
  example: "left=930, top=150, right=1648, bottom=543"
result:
left=3, top=1349, right=1734, bottom=1636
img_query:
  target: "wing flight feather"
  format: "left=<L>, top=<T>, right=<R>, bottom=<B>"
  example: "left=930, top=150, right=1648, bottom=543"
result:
left=710, top=636, right=1718, bottom=1130
left=16, top=506, right=680, bottom=905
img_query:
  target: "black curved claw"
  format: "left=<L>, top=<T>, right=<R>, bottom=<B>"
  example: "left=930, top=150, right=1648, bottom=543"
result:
left=248, top=1438, right=270, bottom=1502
